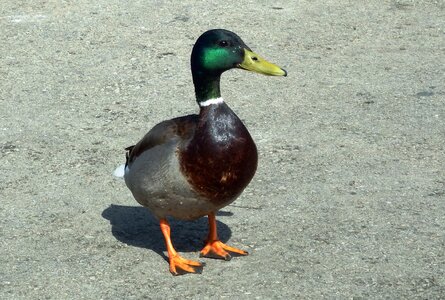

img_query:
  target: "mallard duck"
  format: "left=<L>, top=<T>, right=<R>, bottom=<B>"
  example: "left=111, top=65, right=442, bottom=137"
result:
left=119, top=29, right=286, bottom=275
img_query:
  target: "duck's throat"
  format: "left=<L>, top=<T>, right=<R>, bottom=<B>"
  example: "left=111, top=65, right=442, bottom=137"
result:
left=193, top=73, right=222, bottom=103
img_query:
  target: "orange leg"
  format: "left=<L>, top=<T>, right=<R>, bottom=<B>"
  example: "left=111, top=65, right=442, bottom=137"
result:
left=200, top=212, right=248, bottom=260
left=159, top=218, right=203, bottom=275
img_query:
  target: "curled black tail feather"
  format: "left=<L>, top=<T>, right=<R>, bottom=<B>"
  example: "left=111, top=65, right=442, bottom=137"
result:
left=125, top=145, right=135, bottom=167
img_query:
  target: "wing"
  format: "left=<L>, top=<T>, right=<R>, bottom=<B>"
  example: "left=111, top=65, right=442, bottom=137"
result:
left=125, top=114, right=199, bottom=166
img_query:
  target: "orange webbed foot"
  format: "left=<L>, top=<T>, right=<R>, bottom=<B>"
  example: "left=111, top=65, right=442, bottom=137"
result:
left=200, top=240, right=248, bottom=260
left=200, top=212, right=248, bottom=260
left=168, top=254, right=204, bottom=276
left=160, top=218, right=204, bottom=276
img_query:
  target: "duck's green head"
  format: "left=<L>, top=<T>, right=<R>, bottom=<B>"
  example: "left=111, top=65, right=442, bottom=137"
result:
left=191, top=29, right=287, bottom=78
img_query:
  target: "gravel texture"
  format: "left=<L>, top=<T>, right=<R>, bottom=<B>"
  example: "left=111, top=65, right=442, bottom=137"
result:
left=1, top=0, right=444, bottom=299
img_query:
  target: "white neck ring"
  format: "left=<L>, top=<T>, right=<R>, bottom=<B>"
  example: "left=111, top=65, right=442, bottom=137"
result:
left=199, top=97, right=224, bottom=107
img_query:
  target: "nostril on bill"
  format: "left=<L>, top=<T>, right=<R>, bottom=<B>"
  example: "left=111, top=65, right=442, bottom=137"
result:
left=252, top=57, right=258, bottom=61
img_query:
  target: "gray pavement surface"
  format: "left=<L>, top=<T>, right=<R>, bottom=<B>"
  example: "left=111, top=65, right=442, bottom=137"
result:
left=1, top=0, right=445, bottom=299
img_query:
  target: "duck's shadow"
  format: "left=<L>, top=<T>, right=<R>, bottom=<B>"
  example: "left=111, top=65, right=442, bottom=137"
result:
left=102, top=204, right=233, bottom=260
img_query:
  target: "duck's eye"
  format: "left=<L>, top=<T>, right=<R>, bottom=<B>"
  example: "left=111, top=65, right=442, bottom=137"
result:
left=218, top=40, right=229, bottom=47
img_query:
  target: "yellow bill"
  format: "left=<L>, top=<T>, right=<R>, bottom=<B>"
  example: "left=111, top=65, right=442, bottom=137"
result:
left=238, top=49, right=287, bottom=76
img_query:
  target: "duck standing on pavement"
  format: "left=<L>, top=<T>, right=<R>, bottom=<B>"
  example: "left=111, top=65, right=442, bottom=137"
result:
left=118, top=29, right=287, bottom=275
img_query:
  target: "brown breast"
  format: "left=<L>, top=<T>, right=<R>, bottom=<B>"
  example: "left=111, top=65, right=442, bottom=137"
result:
left=179, top=102, right=258, bottom=206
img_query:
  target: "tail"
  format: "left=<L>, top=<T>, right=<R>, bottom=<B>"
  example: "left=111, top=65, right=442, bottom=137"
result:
left=113, top=164, right=126, bottom=178
left=113, top=145, right=134, bottom=179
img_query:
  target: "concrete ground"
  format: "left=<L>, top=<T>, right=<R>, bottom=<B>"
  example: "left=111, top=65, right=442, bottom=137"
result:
left=1, top=0, right=444, bottom=299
